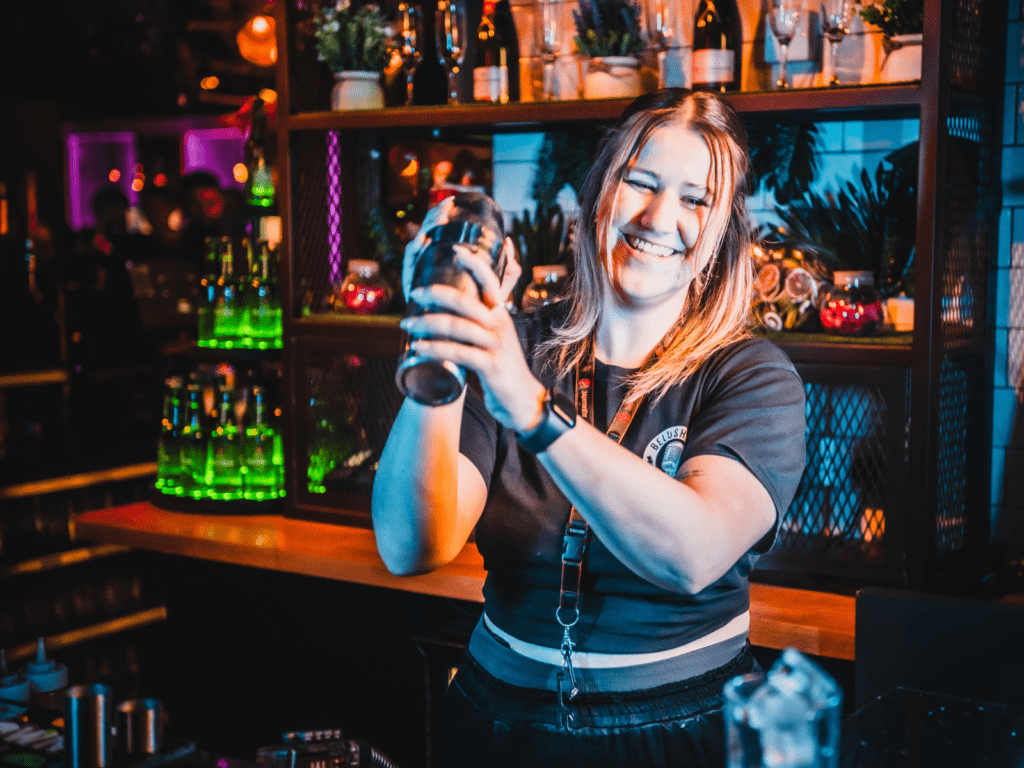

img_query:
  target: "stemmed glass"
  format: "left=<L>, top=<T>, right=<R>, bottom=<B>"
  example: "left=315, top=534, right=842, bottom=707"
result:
left=820, top=0, right=853, bottom=86
left=644, top=0, right=675, bottom=88
left=536, top=0, right=561, bottom=99
left=435, top=0, right=468, bottom=104
left=768, top=0, right=802, bottom=89
left=396, top=3, right=424, bottom=105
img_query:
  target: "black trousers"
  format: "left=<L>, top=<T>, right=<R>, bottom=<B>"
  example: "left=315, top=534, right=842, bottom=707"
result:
left=436, top=642, right=759, bottom=768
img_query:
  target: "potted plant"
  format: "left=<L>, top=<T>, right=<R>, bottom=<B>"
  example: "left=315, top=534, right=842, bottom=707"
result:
left=858, top=0, right=924, bottom=82
left=572, top=0, right=645, bottom=98
left=312, top=1, right=391, bottom=110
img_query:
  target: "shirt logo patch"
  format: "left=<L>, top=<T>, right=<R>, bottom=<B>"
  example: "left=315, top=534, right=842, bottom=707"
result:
left=643, top=426, right=688, bottom=478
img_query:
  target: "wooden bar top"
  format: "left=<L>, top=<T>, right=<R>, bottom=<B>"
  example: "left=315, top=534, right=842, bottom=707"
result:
left=72, top=502, right=856, bottom=661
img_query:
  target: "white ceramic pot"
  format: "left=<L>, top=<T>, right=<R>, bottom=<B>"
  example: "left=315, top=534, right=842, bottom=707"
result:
left=880, top=33, right=922, bottom=83
left=583, top=56, right=642, bottom=99
left=331, top=71, right=384, bottom=110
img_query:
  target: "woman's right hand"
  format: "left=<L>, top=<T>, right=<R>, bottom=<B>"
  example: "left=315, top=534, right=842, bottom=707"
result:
left=402, top=196, right=457, bottom=302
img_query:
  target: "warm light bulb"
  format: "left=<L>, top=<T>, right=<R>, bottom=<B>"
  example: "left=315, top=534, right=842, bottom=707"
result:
left=259, top=88, right=277, bottom=103
left=251, top=16, right=270, bottom=34
left=233, top=163, right=249, bottom=183
left=109, top=169, right=121, bottom=182
left=201, top=76, right=220, bottom=90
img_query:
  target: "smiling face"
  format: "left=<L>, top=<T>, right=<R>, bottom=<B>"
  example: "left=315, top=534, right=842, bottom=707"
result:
left=602, top=122, right=714, bottom=311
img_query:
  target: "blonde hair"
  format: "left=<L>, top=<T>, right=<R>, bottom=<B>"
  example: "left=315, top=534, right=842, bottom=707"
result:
left=540, top=89, right=755, bottom=402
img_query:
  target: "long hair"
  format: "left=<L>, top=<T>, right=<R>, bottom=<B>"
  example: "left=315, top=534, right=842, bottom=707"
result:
left=540, top=88, right=756, bottom=402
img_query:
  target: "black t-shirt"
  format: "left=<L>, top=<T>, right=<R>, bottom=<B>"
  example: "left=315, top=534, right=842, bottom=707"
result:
left=459, top=304, right=807, bottom=653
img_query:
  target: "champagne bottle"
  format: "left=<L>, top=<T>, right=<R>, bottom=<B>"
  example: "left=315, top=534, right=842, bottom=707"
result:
left=245, top=97, right=275, bottom=208
left=243, top=386, right=281, bottom=500
left=214, top=237, right=239, bottom=346
left=156, top=377, right=185, bottom=495
left=493, top=0, right=520, bottom=102
left=198, top=237, right=219, bottom=347
left=692, top=0, right=741, bottom=92
left=209, top=386, right=243, bottom=499
left=180, top=376, right=209, bottom=499
left=473, top=0, right=508, bottom=103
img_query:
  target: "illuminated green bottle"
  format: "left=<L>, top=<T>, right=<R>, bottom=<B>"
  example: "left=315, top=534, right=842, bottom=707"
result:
left=214, top=237, right=240, bottom=346
left=240, top=238, right=257, bottom=347
left=245, top=97, right=275, bottom=208
left=248, top=242, right=281, bottom=348
left=209, top=386, right=243, bottom=499
left=156, top=377, right=185, bottom=494
left=197, top=237, right=219, bottom=347
left=243, top=386, right=280, bottom=500
left=180, top=377, right=209, bottom=499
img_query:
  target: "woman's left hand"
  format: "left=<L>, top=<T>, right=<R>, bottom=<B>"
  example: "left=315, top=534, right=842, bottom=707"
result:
left=400, top=240, right=545, bottom=434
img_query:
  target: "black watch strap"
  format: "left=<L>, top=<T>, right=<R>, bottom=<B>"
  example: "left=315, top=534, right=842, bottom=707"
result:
left=516, top=389, right=577, bottom=454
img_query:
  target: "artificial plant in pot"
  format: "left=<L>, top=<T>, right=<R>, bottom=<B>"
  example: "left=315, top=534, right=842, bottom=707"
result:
left=767, top=141, right=918, bottom=332
left=573, top=0, right=646, bottom=98
left=858, top=0, right=924, bottom=82
left=313, top=1, right=391, bottom=110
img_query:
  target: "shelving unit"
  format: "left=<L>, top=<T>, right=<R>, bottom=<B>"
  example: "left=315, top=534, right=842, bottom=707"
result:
left=270, top=0, right=1003, bottom=590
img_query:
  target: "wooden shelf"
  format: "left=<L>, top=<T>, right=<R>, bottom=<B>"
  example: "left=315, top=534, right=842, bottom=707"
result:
left=72, top=502, right=856, bottom=660
left=282, top=84, right=923, bottom=132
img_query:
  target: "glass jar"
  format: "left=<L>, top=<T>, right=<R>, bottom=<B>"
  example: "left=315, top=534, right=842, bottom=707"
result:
left=336, top=260, right=392, bottom=315
left=819, top=270, right=883, bottom=336
left=521, top=264, right=568, bottom=312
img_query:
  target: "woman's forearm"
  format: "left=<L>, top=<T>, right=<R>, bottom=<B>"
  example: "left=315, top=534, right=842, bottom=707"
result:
left=371, top=394, right=486, bottom=575
left=538, top=421, right=775, bottom=594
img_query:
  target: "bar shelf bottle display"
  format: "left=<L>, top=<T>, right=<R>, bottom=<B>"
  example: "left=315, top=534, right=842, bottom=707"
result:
left=198, top=235, right=282, bottom=350
left=157, top=374, right=285, bottom=502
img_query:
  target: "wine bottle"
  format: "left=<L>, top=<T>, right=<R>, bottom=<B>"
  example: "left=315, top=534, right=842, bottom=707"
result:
left=692, top=0, right=742, bottom=92
left=473, top=0, right=508, bottom=103
left=493, top=0, right=520, bottom=102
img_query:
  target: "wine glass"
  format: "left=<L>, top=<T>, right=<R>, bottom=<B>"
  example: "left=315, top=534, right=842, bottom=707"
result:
left=536, top=0, right=561, bottom=99
left=435, top=0, right=468, bottom=104
left=396, top=3, right=424, bottom=105
left=644, top=0, right=674, bottom=88
left=820, top=0, right=853, bottom=85
left=768, top=0, right=802, bottom=89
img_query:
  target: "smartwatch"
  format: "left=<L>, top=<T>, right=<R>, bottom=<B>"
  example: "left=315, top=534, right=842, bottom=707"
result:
left=516, top=389, right=577, bottom=454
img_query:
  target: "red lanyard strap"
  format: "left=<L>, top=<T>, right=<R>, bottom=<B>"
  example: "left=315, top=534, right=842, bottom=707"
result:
left=553, top=327, right=679, bottom=725
left=556, top=328, right=677, bottom=631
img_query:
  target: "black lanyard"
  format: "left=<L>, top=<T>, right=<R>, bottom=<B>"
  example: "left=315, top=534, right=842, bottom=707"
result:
left=555, top=326, right=679, bottom=727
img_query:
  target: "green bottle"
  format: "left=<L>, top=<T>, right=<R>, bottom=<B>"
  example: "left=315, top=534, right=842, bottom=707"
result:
left=243, top=386, right=280, bottom=500
left=180, top=377, right=209, bottom=499
left=245, top=97, right=275, bottom=209
left=156, top=376, right=185, bottom=494
left=248, top=242, right=280, bottom=348
left=209, top=386, right=243, bottom=499
left=265, top=242, right=283, bottom=347
left=197, top=237, right=219, bottom=347
left=214, top=237, right=240, bottom=347
left=240, top=238, right=257, bottom=347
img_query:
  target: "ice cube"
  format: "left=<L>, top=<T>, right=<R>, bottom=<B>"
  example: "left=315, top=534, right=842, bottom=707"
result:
left=725, top=648, right=843, bottom=768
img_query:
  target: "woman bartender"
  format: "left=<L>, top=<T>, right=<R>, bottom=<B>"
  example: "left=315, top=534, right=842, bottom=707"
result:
left=371, top=88, right=807, bottom=767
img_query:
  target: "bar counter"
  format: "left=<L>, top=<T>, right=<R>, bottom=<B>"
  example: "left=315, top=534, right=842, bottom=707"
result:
left=72, top=502, right=856, bottom=661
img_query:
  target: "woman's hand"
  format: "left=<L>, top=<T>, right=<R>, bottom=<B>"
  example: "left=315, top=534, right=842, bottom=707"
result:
left=400, top=239, right=544, bottom=435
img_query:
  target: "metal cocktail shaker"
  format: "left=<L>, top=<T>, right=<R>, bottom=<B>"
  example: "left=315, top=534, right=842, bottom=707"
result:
left=396, top=192, right=507, bottom=406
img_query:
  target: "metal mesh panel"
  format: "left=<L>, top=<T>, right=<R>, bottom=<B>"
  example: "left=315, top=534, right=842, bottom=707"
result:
left=301, top=347, right=403, bottom=501
left=774, top=381, right=891, bottom=565
left=935, top=359, right=970, bottom=556
left=292, top=130, right=381, bottom=316
left=933, top=93, right=993, bottom=558
left=948, top=0, right=994, bottom=91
